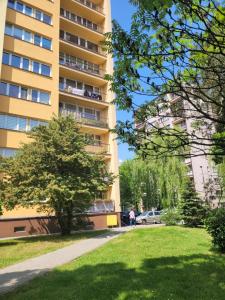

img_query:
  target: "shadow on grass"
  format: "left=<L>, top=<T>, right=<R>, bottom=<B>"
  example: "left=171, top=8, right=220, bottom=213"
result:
left=3, top=253, right=225, bottom=300
left=0, top=230, right=109, bottom=247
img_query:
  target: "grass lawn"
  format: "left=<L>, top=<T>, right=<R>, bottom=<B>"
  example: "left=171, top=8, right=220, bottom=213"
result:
left=0, top=230, right=107, bottom=269
left=2, top=226, right=225, bottom=300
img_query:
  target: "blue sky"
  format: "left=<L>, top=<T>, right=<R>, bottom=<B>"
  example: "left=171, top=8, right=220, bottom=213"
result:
left=111, top=0, right=135, bottom=163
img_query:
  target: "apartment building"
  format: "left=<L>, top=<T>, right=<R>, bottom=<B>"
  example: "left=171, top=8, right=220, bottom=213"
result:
left=135, top=94, right=221, bottom=207
left=0, top=0, right=120, bottom=237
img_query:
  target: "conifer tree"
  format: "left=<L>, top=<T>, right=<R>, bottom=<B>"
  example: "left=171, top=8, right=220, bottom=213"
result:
left=180, top=181, right=208, bottom=227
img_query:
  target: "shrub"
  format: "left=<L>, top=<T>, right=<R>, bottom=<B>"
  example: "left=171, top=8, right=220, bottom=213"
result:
left=205, top=208, right=225, bottom=253
left=160, top=209, right=182, bottom=226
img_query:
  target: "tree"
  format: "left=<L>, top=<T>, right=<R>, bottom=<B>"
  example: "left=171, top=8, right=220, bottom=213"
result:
left=105, top=0, right=225, bottom=158
left=119, top=155, right=188, bottom=210
left=205, top=207, right=225, bottom=252
left=0, top=117, right=114, bottom=235
left=179, top=181, right=208, bottom=227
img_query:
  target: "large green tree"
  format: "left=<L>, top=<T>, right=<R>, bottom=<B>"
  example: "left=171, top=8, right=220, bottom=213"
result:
left=0, top=117, right=114, bottom=235
left=105, top=0, right=225, bottom=158
left=120, top=156, right=188, bottom=210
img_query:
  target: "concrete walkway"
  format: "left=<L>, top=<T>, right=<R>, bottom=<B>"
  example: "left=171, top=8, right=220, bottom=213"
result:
left=0, top=224, right=163, bottom=295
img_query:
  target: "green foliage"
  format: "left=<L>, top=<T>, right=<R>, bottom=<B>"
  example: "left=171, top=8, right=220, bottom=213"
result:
left=205, top=208, right=225, bottom=252
left=0, top=117, right=113, bottom=235
left=180, top=181, right=208, bottom=227
left=119, top=156, right=188, bottom=210
left=160, top=209, right=182, bottom=226
left=105, top=0, right=225, bottom=158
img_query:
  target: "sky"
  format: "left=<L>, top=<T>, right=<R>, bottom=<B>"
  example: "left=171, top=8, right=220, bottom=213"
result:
left=111, top=0, right=136, bottom=163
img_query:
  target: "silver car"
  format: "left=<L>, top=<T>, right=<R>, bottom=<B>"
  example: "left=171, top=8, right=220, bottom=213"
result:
left=136, top=211, right=161, bottom=224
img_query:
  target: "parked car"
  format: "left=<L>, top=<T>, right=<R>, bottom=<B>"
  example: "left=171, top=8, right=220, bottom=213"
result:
left=136, top=210, right=162, bottom=224
left=120, top=211, right=141, bottom=226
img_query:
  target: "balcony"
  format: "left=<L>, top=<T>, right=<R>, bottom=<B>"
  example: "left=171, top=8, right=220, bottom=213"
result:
left=59, top=59, right=105, bottom=79
left=60, top=8, right=104, bottom=34
left=73, top=0, right=104, bottom=15
left=59, top=83, right=106, bottom=103
left=85, top=142, right=110, bottom=155
left=87, top=200, right=115, bottom=214
left=60, top=109, right=108, bottom=129
left=60, top=31, right=106, bottom=57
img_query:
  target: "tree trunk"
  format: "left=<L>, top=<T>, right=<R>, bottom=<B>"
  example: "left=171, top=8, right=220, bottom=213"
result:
left=55, top=205, right=73, bottom=235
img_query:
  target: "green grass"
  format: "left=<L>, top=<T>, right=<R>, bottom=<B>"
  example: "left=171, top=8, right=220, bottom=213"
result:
left=3, top=226, right=225, bottom=300
left=0, top=230, right=107, bottom=269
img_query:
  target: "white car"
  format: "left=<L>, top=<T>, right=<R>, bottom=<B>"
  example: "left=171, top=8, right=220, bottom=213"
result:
left=136, top=211, right=161, bottom=224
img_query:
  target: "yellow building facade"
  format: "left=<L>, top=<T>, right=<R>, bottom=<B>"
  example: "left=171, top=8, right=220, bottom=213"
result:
left=0, top=0, right=120, bottom=237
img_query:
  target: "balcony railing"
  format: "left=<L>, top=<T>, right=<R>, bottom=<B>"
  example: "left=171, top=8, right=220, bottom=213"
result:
left=87, top=200, right=115, bottom=213
left=60, top=32, right=106, bottom=57
left=59, top=84, right=106, bottom=102
left=60, top=9, right=104, bottom=34
left=85, top=143, right=110, bottom=154
left=73, top=0, right=104, bottom=14
left=60, top=110, right=108, bottom=128
left=59, top=60, right=105, bottom=78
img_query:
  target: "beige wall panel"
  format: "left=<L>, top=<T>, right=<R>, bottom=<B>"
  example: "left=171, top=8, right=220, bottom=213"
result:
left=0, top=129, right=30, bottom=148
left=1, top=66, right=54, bottom=92
left=6, top=10, right=55, bottom=38
left=0, top=97, right=54, bottom=120
left=3, top=36, right=56, bottom=65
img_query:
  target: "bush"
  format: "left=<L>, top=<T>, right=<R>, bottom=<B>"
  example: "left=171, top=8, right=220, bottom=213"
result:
left=205, top=208, right=225, bottom=253
left=160, top=209, right=182, bottom=226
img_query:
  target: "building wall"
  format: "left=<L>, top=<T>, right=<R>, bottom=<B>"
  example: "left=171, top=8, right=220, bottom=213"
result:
left=0, top=0, right=121, bottom=237
left=141, top=94, right=220, bottom=206
left=0, top=0, right=7, bottom=76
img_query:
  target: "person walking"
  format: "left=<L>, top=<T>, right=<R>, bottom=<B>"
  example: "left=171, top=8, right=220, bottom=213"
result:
left=129, top=208, right=136, bottom=227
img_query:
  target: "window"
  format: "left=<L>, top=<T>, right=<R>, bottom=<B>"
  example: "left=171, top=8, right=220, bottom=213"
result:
left=0, top=82, right=7, bottom=95
left=22, top=58, right=29, bottom=71
left=14, top=226, right=26, bottom=232
left=41, top=64, right=50, bottom=76
left=42, top=37, right=51, bottom=50
left=35, top=10, right=42, bottom=21
left=33, top=61, right=40, bottom=73
left=30, top=119, right=39, bottom=129
left=24, top=30, right=32, bottom=42
left=3, top=52, right=10, bottom=65
left=16, top=1, right=23, bottom=12
left=60, top=30, right=64, bottom=39
left=8, top=0, right=15, bottom=9
left=6, top=115, right=18, bottom=130
left=9, top=84, right=19, bottom=98
left=80, top=39, right=86, bottom=47
left=32, top=90, right=38, bottom=102
left=11, top=55, right=21, bottom=68
left=43, top=14, right=51, bottom=25
left=34, top=34, right=41, bottom=46
left=18, top=117, right=26, bottom=130
left=25, top=5, right=32, bottom=16
left=21, top=87, right=28, bottom=99
left=39, top=91, right=50, bottom=104
left=14, top=27, right=23, bottom=39
left=5, top=24, right=13, bottom=36
left=0, top=114, right=46, bottom=132
left=0, top=148, right=17, bottom=157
